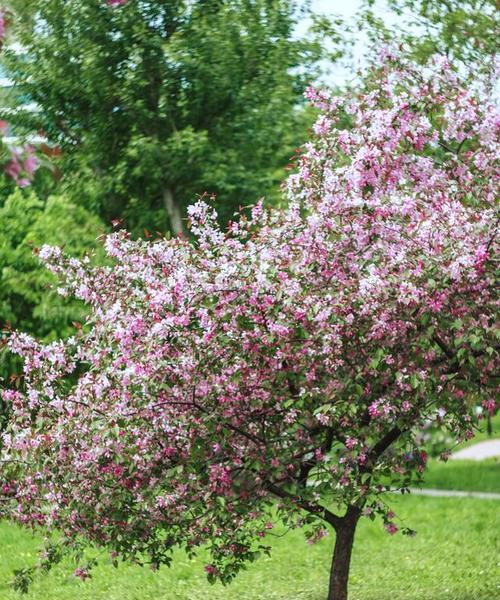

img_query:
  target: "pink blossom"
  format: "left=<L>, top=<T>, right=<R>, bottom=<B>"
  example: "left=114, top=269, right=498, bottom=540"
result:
left=384, top=522, right=399, bottom=535
left=307, top=528, right=328, bottom=544
left=315, top=412, right=330, bottom=426
left=5, top=157, right=21, bottom=179
left=74, top=567, right=90, bottom=581
left=0, top=10, right=7, bottom=42
left=23, top=151, right=38, bottom=176
left=482, top=399, right=496, bottom=416
left=313, top=115, right=332, bottom=136
left=3, top=144, right=39, bottom=186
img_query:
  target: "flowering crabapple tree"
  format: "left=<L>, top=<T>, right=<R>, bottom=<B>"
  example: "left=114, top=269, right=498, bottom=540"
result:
left=1, top=53, right=498, bottom=600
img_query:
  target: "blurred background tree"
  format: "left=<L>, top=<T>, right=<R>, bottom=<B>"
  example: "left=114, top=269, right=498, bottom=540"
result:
left=359, top=0, right=498, bottom=71
left=0, top=190, right=105, bottom=361
left=1, top=0, right=332, bottom=235
left=0, top=188, right=105, bottom=425
left=0, top=192, right=104, bottom=338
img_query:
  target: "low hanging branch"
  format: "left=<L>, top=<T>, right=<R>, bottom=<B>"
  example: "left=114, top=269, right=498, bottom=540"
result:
left=1, top=51, right=498, bottom=600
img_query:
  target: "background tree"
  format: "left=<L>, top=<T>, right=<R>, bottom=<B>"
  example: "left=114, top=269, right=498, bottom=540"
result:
left=2, top=53, right=497, bottom=600
left=359, top=0, right=498, bottom=71
left=0, top=190, right=105, bottom=383
left=1, top=0, right=326, bottom=235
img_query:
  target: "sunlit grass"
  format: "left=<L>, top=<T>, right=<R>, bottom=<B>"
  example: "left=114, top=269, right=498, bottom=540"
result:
left=422, top=458, right=499, bottom=493
left=0, top=494, right=498, bottom=600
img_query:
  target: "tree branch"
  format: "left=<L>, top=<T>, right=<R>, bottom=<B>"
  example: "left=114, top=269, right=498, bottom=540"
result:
left=265, top=480, right=342, bottom=529
left=367, top=426, right=402, bottom=462
left=432, top=334, right=454, bottom=359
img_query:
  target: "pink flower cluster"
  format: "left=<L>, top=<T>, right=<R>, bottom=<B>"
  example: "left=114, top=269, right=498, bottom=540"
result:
left=73, top=567, right=90, bottom=581
left=4, top=145, right=39, bottom=187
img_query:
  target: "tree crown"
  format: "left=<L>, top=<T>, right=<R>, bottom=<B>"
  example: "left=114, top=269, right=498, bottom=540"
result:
left=1, top=51, right=498, bottom=584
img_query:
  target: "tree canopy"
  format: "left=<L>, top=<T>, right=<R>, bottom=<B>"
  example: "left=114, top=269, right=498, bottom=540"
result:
left=2, top=0, right=323, bottom=234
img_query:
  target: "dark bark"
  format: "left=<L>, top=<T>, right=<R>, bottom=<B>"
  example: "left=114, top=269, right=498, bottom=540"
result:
left=266, top=481, right=342, bottom=530
left=327, top=506, right=361, bottom=600
left=163, top=187, right=183, bottom=235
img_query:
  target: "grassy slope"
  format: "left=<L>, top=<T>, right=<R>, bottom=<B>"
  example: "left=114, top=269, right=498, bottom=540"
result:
left=420, top=412, right=500, bottom=493
left=422, top=458, right=500, bottom=493
left=0, top=495, right=499, bottom=600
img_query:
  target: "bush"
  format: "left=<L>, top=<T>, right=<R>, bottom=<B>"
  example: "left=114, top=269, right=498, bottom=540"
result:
left=0, top=190, right=105, bottom=380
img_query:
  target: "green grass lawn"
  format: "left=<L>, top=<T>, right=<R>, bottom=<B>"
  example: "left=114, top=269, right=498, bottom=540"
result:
left=418, top=411, right=500, bottom=493
left=422, top=458, right=500, bottom=493
left=0, top=494, right=498, bottom=600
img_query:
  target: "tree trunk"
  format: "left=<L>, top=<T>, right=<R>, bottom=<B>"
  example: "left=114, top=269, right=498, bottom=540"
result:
left=163, top=187, right=183, bottom=236
left=327, top=506, right=361, bottom=600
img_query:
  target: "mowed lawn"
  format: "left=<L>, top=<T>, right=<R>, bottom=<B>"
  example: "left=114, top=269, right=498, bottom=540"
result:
left=0, top=491, right=498, bottom=600
left=422, top=458, right=499, bottom=493
left=420, top=414, right=500, bottom=493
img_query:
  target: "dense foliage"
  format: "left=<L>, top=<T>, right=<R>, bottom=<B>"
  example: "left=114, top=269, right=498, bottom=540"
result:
left=1, top=0, right=324, bottom=234
left=1, top=53, right=498, bottom=599
left=360, top=0, right=498, bottom=71
left=0, top=191, right=104, bottom=380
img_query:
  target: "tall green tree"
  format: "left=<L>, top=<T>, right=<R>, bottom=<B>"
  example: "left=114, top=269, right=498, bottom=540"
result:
left=2, top=0, right=324, bottom=234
